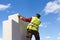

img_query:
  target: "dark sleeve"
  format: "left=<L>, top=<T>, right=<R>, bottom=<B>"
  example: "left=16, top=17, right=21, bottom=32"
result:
left=21, top=17, right=32, bottom=22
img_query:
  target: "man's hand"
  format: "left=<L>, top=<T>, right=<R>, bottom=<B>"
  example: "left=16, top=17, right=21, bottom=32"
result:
left=18, top=15, right=23, bottom=19
left=20, top=16, right=23, bottom=19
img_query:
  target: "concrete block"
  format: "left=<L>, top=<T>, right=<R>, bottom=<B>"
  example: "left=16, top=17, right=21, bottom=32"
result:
left=3, top=13, right=29, bottom=40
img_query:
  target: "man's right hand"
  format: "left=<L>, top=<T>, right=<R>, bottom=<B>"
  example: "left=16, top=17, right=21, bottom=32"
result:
left=20, top=16, right=23, bottom=19
left=18, top=15, right=23, bottom=19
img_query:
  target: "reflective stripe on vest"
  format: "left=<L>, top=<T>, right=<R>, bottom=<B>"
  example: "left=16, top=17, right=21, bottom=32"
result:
left=27, top=16, right=41, bottom=31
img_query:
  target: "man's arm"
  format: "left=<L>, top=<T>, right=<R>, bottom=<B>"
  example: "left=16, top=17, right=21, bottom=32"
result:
left=18, top=15, right=32, bottom=22
left=21, top=17, right=32, bottom=22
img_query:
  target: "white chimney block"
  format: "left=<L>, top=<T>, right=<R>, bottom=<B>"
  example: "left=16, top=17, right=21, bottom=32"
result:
left=3, top=13, right=28, bottom=40
left=8, top=13, right=19, bottom=23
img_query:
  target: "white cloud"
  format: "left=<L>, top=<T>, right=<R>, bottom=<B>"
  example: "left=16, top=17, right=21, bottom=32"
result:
left=39, top=23, right=47, bottom=28
left=0, top=3, right=11, bottom=11
left=44, top=0, right=60, bottom=14
left=45, top=36, right=51, bottom=39
left=44, top=36, right=52, bottom=40
left=57, top=17, right=60, bottom=21
left=0, top=38, right=2, bottom=40
left=56, top=32, right=60, bottom=40
left=58, top=33, right=60, bottom=35
left=39, top=22, right=51, bottom=28
left=39, top=33, right=60, bottom=40
left=56, top=33, right=60, bottom=40
left=57, top=36, right=60, bottom=40
left=40, top=37, right=43, bottom=40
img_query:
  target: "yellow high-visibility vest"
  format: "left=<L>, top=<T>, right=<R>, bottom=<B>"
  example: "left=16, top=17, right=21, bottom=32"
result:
left=27, top=16, right=41, bottom=31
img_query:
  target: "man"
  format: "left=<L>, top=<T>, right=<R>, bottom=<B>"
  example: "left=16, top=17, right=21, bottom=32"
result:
left=18, top=13, right=41, bottom=40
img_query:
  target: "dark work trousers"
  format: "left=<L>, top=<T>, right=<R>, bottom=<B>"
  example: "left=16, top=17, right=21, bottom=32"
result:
left=26, top=29, right=40, bottom=40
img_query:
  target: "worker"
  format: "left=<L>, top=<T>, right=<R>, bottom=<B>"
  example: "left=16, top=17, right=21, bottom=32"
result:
left=18, top=13, right=41, bottom=40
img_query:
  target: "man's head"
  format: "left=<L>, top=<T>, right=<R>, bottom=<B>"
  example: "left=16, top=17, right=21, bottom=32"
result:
left=36, top=13, right=41, bottom=18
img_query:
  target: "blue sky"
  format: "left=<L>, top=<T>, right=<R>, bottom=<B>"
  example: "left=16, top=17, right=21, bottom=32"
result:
left=0, top=0, right=60, bottom=40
